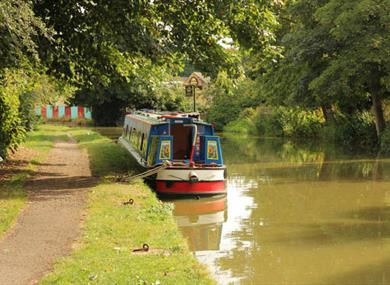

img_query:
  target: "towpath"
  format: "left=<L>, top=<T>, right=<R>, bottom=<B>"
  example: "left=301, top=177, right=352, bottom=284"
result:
left=0, top=137, right=95, bottom=285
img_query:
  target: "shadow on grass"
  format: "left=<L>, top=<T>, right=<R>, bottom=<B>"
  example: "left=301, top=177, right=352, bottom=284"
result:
left=0, top=186, right=25, bottom=201
left=83, top=142, right=138, bottom=177
left=28, top=176, right=97, bottom=191
left=28, top=176, right=98, bottom=202
left=0, top=161, right=66, bottom=187
left=26, top=134, right=68, bottom=143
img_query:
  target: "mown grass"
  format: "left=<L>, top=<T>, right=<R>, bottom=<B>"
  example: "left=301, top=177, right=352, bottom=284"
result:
left=69, top=128, right=136, bottom=177
left=40, top=127, right=214, bottom=285
left=0, top=125, right=68, bottom=237
left=0, top=172, right=29, bottom=236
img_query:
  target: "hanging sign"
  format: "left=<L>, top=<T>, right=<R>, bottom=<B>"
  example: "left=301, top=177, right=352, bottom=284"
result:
left=185, top=85, right=194, bottom=97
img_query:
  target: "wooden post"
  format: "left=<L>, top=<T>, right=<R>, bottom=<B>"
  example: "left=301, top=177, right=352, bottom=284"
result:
left=193, top=85, right=196, bottom=112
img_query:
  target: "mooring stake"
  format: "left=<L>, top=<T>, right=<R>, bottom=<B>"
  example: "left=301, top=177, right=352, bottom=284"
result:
left=132, top=243, right=149, bottom=252
left=123, top=198, right=134, bottom=205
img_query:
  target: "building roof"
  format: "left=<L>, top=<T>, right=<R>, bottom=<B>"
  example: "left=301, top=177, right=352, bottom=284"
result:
left=184, top=72, right=207, bottom=89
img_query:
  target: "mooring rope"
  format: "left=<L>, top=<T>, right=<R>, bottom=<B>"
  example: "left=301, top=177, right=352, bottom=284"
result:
left=126, top=160, right=171, bottom=181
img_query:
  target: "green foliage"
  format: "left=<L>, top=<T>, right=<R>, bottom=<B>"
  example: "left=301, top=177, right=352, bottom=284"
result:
left=1, top=0, right=281, bottom=136
left=253, top=107, right=284, bottom=137
left=224, top=109, right=257, bottom=135
left=255, top=0, right=390, bottom=141
left=156, top=85, right=192, bottom=113
left=225, top=106, right=324, bottom=138
left=320, top=112, right=378, bottom=148
left=380, top=126, right=390, bottom=154
left=0, top=68, right=74, bottom=158
left=279, top=107, right=324, bottom=138
left=0, top=0, right=50, bottom=69
left=0, top=82, right=25, bottom=158
left=224, top=106, right=378, bottom=149
left=205, top=72, right=237, bottom=130
left=34, top=1, right=279, bottom=82
left=28, top=1, right=280, bottom=126
left=206, top=72, right=260, bottom=130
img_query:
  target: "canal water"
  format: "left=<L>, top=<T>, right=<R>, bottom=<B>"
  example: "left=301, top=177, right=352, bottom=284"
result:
left=167, top=136, right=390, bottom=285
left=97, top=128, right=390, bottom=284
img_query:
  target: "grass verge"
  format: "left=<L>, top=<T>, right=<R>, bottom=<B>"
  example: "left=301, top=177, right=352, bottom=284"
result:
left=40, top=127, right=214, bottom=285
left=0, top=125, right=68, bottom=237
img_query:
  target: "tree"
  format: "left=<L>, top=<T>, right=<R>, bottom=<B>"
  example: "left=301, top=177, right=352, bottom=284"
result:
left=31, top=0, right=280, bottom=125
left=0, top=0, right=49, bottom=69
left=261, top=0, right=390, bottom=139
left=0, top=0, right=52, bottom=158
left=0, top=67, right=71, bottom=157
left=312, top=0, right=390, bottom=136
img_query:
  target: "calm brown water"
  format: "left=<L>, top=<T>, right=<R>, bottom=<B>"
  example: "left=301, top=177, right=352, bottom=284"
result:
left=98, top=128, right=390, bottom=284
left=169, top=137, right=390, bottom=285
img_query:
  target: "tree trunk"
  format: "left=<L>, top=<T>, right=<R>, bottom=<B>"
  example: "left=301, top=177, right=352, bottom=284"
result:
left=321, top=105, right=333, bottom=122
left=371, top=92, right=386, bottom=138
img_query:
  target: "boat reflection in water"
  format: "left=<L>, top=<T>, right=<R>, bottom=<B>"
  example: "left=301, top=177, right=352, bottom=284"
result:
left=169, top=195, right=227, bottom=251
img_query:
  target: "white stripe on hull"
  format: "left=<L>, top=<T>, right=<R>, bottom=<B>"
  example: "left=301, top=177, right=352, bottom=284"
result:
left=156, top=168, right=225, bottom=182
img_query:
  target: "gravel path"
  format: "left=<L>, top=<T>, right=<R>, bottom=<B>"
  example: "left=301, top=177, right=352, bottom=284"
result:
left=0, top=139, right=95, bottom=285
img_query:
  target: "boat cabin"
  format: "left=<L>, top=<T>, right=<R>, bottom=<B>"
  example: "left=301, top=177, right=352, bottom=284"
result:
left=122, top=110, right=223, bottom=168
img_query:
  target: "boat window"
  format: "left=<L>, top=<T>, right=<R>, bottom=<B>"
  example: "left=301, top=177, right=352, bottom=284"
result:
left=128, top=127, right=131, bottom=139
left=140, top=133, right=145, bottom=151
left=131, top=128, right=137, bottom=144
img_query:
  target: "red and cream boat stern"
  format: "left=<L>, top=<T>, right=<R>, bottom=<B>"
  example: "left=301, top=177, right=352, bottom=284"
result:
left=155, top=165, right=226, bottom=195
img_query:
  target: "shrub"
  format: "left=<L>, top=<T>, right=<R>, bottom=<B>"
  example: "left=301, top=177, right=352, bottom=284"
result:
left=380, top=126, right=390, bottom=155
left=254, top=107, right=284, bottom=137
left=320, top=112, right=377, bottom=148
left=205, top=73, right=260, bottom=131
left=0, top=68, right=71, bottom=158
left=224, top=109, right=257, bottom=135
left=224, top=106, right=325, bottom=138
left=0, top=88, right=26, bottom=158
left=19, top=91, right=39, bottom=131
left=279, top=107, right=324, bottom=138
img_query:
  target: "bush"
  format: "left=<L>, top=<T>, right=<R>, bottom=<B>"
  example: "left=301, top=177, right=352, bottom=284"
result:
left=380, top=126, right=390, bottom=155
left=223, top=109, right=257, bottom=135
left=279, top=107, right=324, bottom=138
left=19, top=91, right=39, bottom=131
left=254, top=107, right=284, bottom=137
left=205, top=73, right=260, bottom=131
left=0, top=68, right=71, bottom=158
left=0, top=89, right=26, bottom=158
left=224, top=106, right=325, bottom=138
left=321, top=112, right=378, bottom=148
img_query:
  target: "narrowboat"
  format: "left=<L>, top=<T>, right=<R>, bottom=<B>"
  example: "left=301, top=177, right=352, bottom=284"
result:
left=118, top=110, right=226, bottom=195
